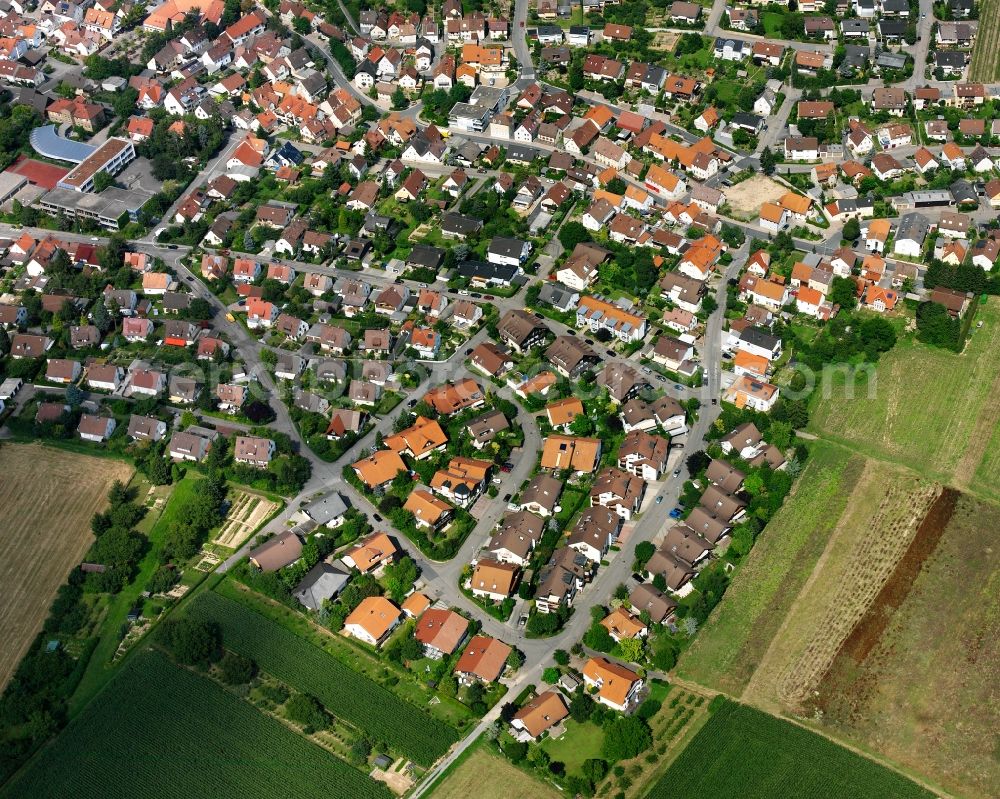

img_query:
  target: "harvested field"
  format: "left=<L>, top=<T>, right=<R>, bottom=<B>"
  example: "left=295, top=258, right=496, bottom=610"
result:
left=970, top=0, right=1000, bottom=81
left=0, top=443, right=133, bottom=691
left=213, top=490, right=280, bottom=548
left=677, top=443, right=863, bottom=695
left=813, top=492, right=1000, bottom=799
left=809, top=300, right=1000, bottom=493
left=428, top=745, right=561, bottom=799
left=723, top=175, right=786, bottom=220
left=753, top=467, right=938, bottom=708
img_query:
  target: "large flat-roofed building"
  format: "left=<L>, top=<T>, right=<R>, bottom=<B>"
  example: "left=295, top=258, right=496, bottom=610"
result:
left=38, top=186, right=152, bottom=230
left=57, top=138, right=136, bottom=192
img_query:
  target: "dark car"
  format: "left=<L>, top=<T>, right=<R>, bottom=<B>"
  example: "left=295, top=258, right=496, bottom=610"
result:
left=503, top=493, right=512, bottom=502
left=407, top=398, right=418, bottom=407
left=373, top=513, right=383, bottom=522
left=465, top=348, right=473, bottom=355
left=534, top=312, right=544, bottom=319
left=669, top=508, right=683, bottom=519
left=606, top=349, right=616, bottom=358
left=585, top=338, right=594, bottom=345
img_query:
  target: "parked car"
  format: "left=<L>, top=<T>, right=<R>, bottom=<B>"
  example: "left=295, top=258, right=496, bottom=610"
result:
left=503, top=493, right=512, bottom=502
left=669, top=507, right=683, bottom=519
left=655, top=496, right=663, bottom=504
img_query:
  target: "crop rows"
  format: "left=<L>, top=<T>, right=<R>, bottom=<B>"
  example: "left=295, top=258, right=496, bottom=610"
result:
left=775, top=482, right=938, bottom=705
left=1, top=650, right=391, bottom=799
left=645, top=700, right=933, bottom=799
left=185, top=591, right=458, bottom=765
left=970, top=0, right=1000, bottom=82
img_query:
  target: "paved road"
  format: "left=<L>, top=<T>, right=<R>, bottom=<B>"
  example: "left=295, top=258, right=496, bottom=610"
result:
left=146, top=133, right=243, bottom=243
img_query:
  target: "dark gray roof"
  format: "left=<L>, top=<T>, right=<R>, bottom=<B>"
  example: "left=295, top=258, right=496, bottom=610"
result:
left=506, top=144, right=541, bottom=163
left=456, top=260, right=518, bottom=283
left=951, top=180, right=978, bottom=204
left=441, top=212, right=483, bottom=235
left=488, top=237, right=527, bottom=258
left=538, top=281, right=578, bottom=310
left=293, top=562, right=350, bottom=610
left=739, top=326, right=780, bottom=351
left=407, top=244, right=444, bottom=268
left=896, top=212, right=930, bottom=243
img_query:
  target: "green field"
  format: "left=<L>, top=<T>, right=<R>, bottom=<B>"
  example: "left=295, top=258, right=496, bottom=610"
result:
left=540, top=720, right=604, bottom=774
left=808, top=299, right=1000, bottom=496
left=645, top=700, right=934, bottom=799
left=970, top=0, right=1000, bottom=81
left=184, top=590, right=459, bottom=765
left=1, top=650, right=390, bottom=799
left=676, top=442, right=863, bottom=695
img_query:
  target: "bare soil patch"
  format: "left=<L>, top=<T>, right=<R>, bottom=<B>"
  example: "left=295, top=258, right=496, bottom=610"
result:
left=0, top=443, right=133, bottom=690
left=723, top=175, right=786, bottom=220
left=650, top=30, right=680, bottom=52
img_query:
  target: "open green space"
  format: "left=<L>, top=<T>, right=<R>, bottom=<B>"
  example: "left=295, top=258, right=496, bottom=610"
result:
left=183, top=589, right=459, bottom=765
left=762, top=12, right=785, bottom=37
left=1, top=649, right=390, bottom=799
left=539, top=720, right=605, bottom=774
left=645, top=699, right=934, bottom=799
left=676, top=443, right=863, bottom=695
left=808, top=300, right=1000, bottom=494
left=426, top=738, right=562, bottom=799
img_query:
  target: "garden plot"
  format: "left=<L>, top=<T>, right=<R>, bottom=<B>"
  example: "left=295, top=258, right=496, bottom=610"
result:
left=213, top=490, right=280, bottom=548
